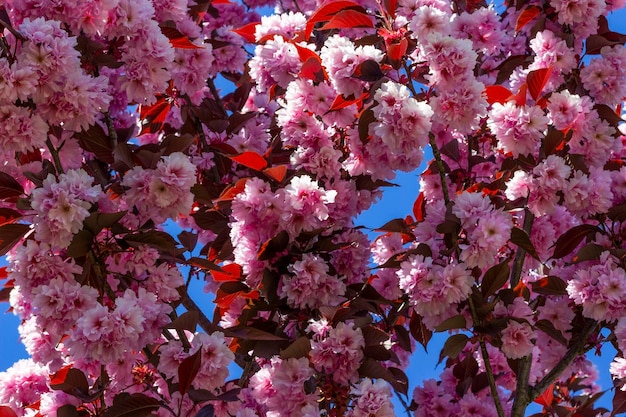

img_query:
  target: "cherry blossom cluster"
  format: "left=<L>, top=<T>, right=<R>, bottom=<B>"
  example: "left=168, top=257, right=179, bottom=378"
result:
left=1, top=0, right=626, bottom=416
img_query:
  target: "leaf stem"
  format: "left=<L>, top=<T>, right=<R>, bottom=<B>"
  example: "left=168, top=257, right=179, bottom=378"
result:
left=45, top=138, right=64, bottom=174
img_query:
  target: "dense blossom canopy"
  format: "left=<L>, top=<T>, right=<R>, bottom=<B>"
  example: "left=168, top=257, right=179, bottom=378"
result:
left=1, top=0, right=626, bottom=416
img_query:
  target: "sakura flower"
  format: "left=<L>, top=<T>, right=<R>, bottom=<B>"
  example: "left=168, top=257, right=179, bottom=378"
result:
left=500, top=320, right=535, bottom=359
left=279, top=253, right=346, bottom=309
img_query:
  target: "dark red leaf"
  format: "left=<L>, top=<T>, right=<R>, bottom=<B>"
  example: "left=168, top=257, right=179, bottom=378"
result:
left=352, top=59, right=384, bottom=82
left=280, top=337, right=311, bottom=359
left=139, top=97, right=172, bottom=135
left=319, top=8, right=373, bottom=31
left=0, top=172, right=24, bottom=201
left=231, top=22, right=260, bottom=43
left=305, top=0, right=366, bottom=39
left=527, top=67, right=551, bottom=101
left=409, top=313, right=432, bottom=351
left=299, top=57, right=326, bottom=82
left=258, top=230, right=289, bottom=261
left=125, top=231, right=179, bottom=255
left=384, top=0, right=397, bottom=18
left=413, top=192, right=425, bottom=222
left=225, top=326, right=287, bottom=341
left=188, top=256, right=221, bottom=271
left=510, top=227, right=540, bottom=260
left=0, top=406, right=18, bottom=417
left=535, top=320, right=567, bottom=345
left=227, top=112, right=258, bottom=135
left=50, top=365, right=73, bottom=386
left=216, top=178, right=247, bottom=203
left=211, top=263, right=242, bottom=282
left=481, top=261, right=510, bottom=297
left=102, top=393, right=161, bottom=417
left=330, top=93, right=360, bottom=111
left=167, top=311, right=199, bottom=333
left=229, top=152, right=268, bottom=171
left=50, top=368, right=89, bottom=396
left=0, top=223, right=30, bottom=256
left=530, top=276, right=568, bottom=296
left=386, top=38, right=408, bottom=68
left=550, top=224, right=600, bottom=259
left=434, top=314, right=467, bottom=332
left=195, top=405, right=215, bottom=417
left=586, top=32, right=626, bottom=55
left=613, top=389, right=626, bottom=416
left=179, top=348, right=202, bottom=394
left=358, top=107, right=376, bottom=143
left=376, top=218, right=410, bottom=234
left=438, top=334, right=469, bottom=364
left=516, top=6, right=541, bottom=32
left=77, top=124, right=115, bottom=163
left=263, top=165, right=287, bottom=183
left=161, top=26, right=202, bottom=49
left=484, top=85, right=514, bottom=105
left=388, top=367, right=409, bottom=396
left=0, top=208, right=23, bottom=226
left=534, top=384, right=555, bottom=407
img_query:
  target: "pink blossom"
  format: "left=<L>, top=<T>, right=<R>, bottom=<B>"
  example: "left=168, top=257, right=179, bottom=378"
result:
left=0, top=359, right=50, bottom=417
left=249, top=357, right=318, bottom=417
left=408, top=6, right=451, bottom=40
left=280, top=175, right=337, bottom=236
left=279, top=253, right=346, bottom=309
left=310, top=322, right=365, bottom=385
left=501, top=320, right=535, bottom=359
left=249, top=36, right=302, bottom=91
left=488, top=102, right=548, bottom=157
left=346, top=378, right=394, bottom=417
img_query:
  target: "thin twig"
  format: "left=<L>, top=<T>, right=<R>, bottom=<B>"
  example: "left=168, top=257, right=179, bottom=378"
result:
left=178, top=290, right=215, bottom=335
left=530, top=319, right=599, bottom=400
left=395, top=391, right=412, bottom=417
left=45, top=138, right=64, bottom=174
left=510, top=209, right=534, bottom=288
left=469, top=297, right=506, bottom=417
left=510, top=354, right=533, bottom=417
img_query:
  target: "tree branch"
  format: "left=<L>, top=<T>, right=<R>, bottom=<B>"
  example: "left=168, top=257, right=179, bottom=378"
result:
left=530, top=319, right=599, bottom=400
left=178, top=290, right=216, bottom=335
left=510, top=209, right=534, bottom=288
left=469, top=297, right=506, bottom=417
